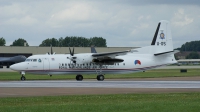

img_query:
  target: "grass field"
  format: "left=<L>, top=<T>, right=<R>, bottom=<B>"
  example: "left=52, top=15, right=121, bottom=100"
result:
left=0, top=69, right=200, bottom=80
left=0, top=93, right=200, bottom=112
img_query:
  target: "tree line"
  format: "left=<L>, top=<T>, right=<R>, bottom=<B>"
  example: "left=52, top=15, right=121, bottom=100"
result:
left=39, top=36, right=107, bottom=47
left=179, top=41, right=200, bottom=52
left=186, top=52, right=200, bottom=59
left=0, top=36, right=107, bottom=47
left=176, top=41, right=200, bottom=59
left=0, top=37, right=29, bottom=46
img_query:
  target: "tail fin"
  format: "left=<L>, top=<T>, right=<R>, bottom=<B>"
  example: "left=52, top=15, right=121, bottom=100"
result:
left=151, top=20, right=174, bottom=55
left=132, top=20, right=174, bottom=55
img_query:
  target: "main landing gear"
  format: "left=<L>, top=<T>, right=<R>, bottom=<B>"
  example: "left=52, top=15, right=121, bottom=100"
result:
left=76, top=74, right=83, bottom=81
left=75, top=74, right=104, bottom=81
left=97, top=75, right=104, bottom=81
left=95, top=64, right=105, bottom=81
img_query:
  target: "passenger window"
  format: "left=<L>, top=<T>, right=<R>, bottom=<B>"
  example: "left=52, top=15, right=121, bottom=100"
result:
left=38, top=59, right=42, bottom=62
left=33, top=59, right=37, bottom=62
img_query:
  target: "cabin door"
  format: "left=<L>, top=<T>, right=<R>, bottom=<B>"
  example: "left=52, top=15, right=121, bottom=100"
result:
left=43, top=58, right=50, bottom=71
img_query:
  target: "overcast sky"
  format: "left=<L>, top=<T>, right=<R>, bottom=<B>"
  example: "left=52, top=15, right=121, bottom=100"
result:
left=1, top=0, right=200, bottom=48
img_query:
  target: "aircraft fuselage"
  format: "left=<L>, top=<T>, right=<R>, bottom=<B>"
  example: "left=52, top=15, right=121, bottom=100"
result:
left=11, top=53, right=175, bottom=75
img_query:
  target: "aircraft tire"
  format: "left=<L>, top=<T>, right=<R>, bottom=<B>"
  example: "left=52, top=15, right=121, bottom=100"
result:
left=97, top=75, right=104, bottom=81
left=76, top=75, right=83, bottom=81
left=21, top=76, right=26, bottom=81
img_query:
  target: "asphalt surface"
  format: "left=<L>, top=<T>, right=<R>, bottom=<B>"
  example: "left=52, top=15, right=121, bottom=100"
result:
left=1, top=80, right=200, bottom=88
left=0, top=80, right=200, bottom=97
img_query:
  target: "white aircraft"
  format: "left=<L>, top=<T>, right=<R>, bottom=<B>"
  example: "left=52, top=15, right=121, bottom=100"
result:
left=10, top=20, right=177, bottom=81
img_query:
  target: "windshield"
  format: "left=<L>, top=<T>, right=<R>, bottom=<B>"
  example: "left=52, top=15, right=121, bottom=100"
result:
left=25, top=59, right=37, bottom=62
left=33, top=59, right=37, bottom=62
left=25, top=59, right=31, bottom=62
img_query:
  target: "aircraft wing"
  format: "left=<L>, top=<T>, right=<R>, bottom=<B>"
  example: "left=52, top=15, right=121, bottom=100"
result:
left=0, top=56, right=26, bottom=62
left=91, top=50, right=130, bottom=65
left=0, top=55, right=26, bottom=68
left=0, top=57, right=11, bottom=62
left=92, top=50, right=130, bottom=58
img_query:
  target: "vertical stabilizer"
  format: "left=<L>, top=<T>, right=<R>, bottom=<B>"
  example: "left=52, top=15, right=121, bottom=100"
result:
left=151, top=20, right=173, bottom=54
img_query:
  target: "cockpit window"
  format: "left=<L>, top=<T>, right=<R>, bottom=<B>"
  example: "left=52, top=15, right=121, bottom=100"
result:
left=25, top=59, right=31, bottom=62
left=33, top=59, right=37, bottom=62
left=26, top=59, right=38, bottom=62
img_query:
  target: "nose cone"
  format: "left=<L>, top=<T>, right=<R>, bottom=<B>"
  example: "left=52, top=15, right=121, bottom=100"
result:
left=10, top=64, right=16, bottom=70
left=10, top=63, right=21, bottom=71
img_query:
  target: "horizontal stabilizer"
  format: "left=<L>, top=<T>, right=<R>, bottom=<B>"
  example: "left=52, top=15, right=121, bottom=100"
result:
left=154, top=51, right=174, bottom=56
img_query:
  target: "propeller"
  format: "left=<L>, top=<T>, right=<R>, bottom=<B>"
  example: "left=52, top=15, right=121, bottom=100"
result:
left=69, top=47, right=76, bottom=63
left=46, top=45, right=56, bottom=55
left=69, top=47, right=74, bottom=56
left=50, top=45, right=53, bottom=55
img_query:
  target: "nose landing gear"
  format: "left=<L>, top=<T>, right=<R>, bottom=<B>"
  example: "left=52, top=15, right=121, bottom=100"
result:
left=20, top=71, right=26, bottom=81
left=21, top=75, right=26, bottom=81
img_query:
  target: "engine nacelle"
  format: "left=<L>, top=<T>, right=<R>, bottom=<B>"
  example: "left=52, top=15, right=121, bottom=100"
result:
left=74, top=54, right=93, bottom=64
left=92, top=58, right=124, bottom=65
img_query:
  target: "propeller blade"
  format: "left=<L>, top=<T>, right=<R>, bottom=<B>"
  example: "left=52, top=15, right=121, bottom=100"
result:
left=51, top=45, right=53, bottom=55
left=72, top=47, right=74, bottom=56
left=69, top=47, right=72, bottom=56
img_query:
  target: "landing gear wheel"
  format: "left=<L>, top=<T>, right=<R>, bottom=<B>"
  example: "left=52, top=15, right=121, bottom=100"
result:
left=20, top=71, right=26, bottom=81
left=21, top=76, right=26, bottom=81
left=76, top=75, right=83, bottom=81
left=97, top=75, right=104, bottom=81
